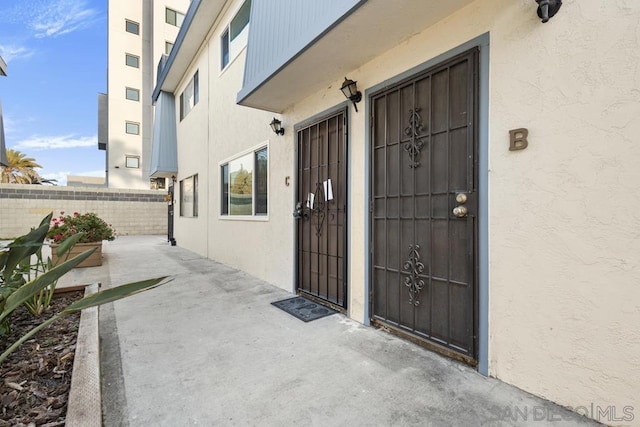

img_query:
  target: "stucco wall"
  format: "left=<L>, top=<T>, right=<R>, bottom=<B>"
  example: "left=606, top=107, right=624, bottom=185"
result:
left=276, top=0, right=639, bottom=422
left=172, top=0, right=293, bottom=287
left=0, top=184, right=167, bottom=238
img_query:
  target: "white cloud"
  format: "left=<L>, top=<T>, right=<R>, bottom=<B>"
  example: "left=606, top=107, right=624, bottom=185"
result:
left=41, top=171, right=70, bottom=186
left=13, top=134, right=97, bottom=150
left=42, top=169, right=105, bottom=187
left=0, top=44, right=34, bottom=63
left=30, top=0, right=99, bottom=38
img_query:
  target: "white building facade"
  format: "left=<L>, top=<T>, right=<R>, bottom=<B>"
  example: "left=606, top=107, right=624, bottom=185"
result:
left=154, top=1, right=640, bottom=424
left=104, top=0, right=190, bottom=189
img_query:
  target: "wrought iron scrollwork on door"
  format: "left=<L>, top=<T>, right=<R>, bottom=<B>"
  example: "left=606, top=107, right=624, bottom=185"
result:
left=403, top=108, right=426, bottom=168
left=403, top=244, right=425, bottom=306
left=293, top=182, right=326, bottom=237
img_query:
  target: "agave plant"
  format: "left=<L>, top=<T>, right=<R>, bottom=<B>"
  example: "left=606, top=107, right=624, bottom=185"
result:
left=0, top=213, right=171, bottom=364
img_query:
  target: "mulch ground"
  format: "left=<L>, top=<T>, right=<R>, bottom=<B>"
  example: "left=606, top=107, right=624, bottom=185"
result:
left=0, top=291, right=82, bottom=426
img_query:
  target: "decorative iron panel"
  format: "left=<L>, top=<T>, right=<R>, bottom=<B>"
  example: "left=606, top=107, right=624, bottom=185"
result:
left=296, top=110, right=348, bottom=308
left=370, top=49, right=479, bottom=359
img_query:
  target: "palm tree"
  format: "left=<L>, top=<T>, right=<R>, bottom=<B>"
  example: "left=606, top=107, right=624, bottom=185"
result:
left=0, top=149, right=56, bottom=185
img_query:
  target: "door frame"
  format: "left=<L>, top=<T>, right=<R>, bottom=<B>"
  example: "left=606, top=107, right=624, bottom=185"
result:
left=293, top=103, right=351, bottom=312
left=364, top=33, right=490, bottom=374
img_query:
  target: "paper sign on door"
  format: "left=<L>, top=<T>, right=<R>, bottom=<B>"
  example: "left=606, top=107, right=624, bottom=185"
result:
left=323, top=179, right=334, bottom=201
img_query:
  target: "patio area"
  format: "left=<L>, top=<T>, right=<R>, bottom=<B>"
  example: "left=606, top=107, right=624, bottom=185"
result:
left=58, top=236, right=600, bottom=426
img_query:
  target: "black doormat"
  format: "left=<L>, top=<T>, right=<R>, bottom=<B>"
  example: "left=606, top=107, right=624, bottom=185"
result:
left=271, top=296, right=337, bottom=322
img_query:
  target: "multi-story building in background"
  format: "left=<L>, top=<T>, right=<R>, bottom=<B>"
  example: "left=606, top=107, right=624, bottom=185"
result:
left=101, top=0, right=190, bottom=189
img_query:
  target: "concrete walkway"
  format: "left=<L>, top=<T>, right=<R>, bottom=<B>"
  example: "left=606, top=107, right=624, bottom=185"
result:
left=59, top=236, right=600, bottom=426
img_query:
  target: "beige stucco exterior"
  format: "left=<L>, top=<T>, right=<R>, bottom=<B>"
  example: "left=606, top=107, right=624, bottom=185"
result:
left=172, top=0, right=292, bottom=286
left=165, top=0, right=639, bottom=423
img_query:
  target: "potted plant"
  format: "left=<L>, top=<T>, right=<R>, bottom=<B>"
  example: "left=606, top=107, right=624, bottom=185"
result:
left=46, top=211, right=116, bottom=267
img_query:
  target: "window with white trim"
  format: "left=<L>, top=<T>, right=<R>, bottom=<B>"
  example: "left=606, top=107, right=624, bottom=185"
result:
left=221, top=144, right=268, bottom=216
left=165, top=41, right=174, bottom=55
left=220, top=0, right=251, bottom=70
left=180, top=174, right=198, bottom=217
left=125, top=87, right=140, bottom=101
left=125, top=121, right=140, bottom=135
left=125, top=156, right=140, bottom=168
left=125, top=20, right=139, bottom=35
left=166, top=8, right=185, bottom=27
left=180, top=70, right=199, bottom=120
left=125, top=53, right=139, bottom=68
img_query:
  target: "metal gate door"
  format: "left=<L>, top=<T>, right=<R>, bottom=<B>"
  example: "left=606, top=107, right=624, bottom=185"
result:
left=371, top=49, right=479, bottom=362
left=296, top=110, right=347, bottom=309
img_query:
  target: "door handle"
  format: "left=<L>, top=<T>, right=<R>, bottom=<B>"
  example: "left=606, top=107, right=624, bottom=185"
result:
left=452, top=205, right=468, bottom=218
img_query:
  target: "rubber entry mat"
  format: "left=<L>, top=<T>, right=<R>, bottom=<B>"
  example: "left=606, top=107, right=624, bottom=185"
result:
left=271, top=296, right=337, bottom=322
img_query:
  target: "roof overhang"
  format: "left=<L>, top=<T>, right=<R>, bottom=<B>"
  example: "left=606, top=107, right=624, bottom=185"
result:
left=237, top=0, right=475, bottom=112
left=153, top=0, right=226, bottom=101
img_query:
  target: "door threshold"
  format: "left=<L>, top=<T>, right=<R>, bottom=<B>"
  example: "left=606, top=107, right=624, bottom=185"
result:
left=297, top=291, right=347, bottom=315
left=371, top=318, right=478, bottom=368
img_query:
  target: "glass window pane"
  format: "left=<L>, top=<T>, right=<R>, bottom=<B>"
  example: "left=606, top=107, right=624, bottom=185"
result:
left=165, top=41, right=174, bottom=55
left=255, top=147, right=268, bottom=215
left=126, top=54, right=139, bottom=68
left=126, top=20, right=139, bottom=35
left=125, top=156, right=139, bottom=168
left=221, top=30, right=229, bottom=69
left=166, top=8, right=175, bottom=25
left=230, top=0, right=251, bottom=41
left=194, top=71, right=199, bottom=105
left=229, top=153, right=253, bottom=215
left=193, top=175, right=198, bottom=217
left=126, top=122, right=139, bottom=135
left=221, top=164, right=229, bottom=215
left=180, top=176, right=194, bottom=217
left=176, top=11, right=185, bottom=27
left=126, top=87, right=139, bottom=101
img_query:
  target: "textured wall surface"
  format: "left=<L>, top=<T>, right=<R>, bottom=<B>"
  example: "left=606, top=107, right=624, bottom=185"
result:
left=274, top=0, right=639, bottom=423
left=0, top=184, right=167, bottom=238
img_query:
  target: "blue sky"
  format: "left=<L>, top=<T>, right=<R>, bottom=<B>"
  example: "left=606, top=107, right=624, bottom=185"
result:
left=0, top=0, right=107, bottom=186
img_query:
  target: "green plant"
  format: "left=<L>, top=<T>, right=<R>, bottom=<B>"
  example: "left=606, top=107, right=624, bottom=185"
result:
left=46, top=211, right=116, bottom=244
left=0, top=213, right=170, bottom=364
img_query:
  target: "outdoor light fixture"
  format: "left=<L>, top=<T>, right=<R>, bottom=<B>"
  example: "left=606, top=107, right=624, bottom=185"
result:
left=535, top=0, right=562, bottom=23
left=270, top=117, right=284, bottom=136
left=340, top=77, right=362, bottom=112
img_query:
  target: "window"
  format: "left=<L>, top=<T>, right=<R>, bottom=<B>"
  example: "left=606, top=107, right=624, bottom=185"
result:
left=165, top=41, right=174, bottom=55
left=221, top=0, right=251, bottom=69
left=125, top=156, right=140, bottom=168
left=126, top=20, right=139, bottom=35
left=150, top=177, right=166, bottom=190
left=126, top=121, right=140, bottom=135
left=180, top=70, right=199, bottom=120
left=221, top=145, right=268, bottom=217
left=180, top=174, right=198, bottom=217
left=166, top=8, right=185, bottom=27
left=125, top=87, right=140, bottom=101
left=125, top=53, right=139, bottom=68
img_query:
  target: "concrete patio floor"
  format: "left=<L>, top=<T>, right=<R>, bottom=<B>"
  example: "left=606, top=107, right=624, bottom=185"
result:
left=58, top=236, right=601, bottom=426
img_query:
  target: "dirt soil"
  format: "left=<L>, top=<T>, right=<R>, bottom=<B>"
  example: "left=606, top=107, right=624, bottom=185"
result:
left=0, top=291, right=82, bottom=427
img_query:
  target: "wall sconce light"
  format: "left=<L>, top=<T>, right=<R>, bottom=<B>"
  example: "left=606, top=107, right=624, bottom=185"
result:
left=535, top=0, right=562, bottom=23
left=171, top=175, right=176, bottom=183
left=270, top=117, right=285, bottom=135
left=340, top=77, right=362, bottom=112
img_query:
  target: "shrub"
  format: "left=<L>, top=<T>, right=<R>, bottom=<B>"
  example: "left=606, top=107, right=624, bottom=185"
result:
left=46, top=212, right=116, bottom=244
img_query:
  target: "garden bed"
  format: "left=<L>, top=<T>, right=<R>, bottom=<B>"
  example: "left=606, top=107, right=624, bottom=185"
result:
left=0, top=291, right=82, bottom=426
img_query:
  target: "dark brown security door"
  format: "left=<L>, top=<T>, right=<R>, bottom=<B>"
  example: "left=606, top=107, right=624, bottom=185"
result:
left=371, top=49, right=478, bottom=362
left=296, top=110, right=347, bottom=308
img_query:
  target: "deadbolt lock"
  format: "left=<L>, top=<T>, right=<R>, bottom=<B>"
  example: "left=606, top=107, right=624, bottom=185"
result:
left=452, top=206, right=468, bottom=218
left=455, top=193, right=468, bottom=204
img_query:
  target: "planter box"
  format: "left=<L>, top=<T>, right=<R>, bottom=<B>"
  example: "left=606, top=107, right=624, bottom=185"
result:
left=51, top=242, right=103, bottom=268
